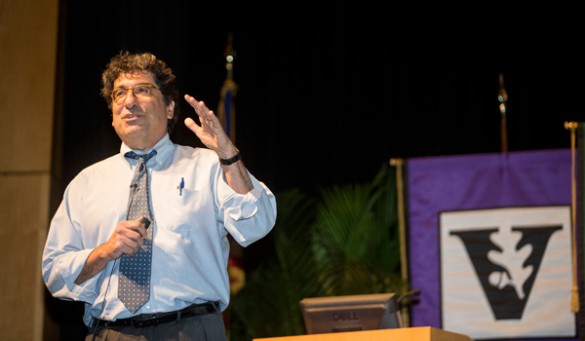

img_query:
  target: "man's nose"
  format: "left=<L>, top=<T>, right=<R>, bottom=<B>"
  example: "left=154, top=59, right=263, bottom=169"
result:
left=124, top=89, right=138, bottom=105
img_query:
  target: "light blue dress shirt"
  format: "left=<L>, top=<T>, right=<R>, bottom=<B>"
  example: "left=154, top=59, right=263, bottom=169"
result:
left=42, top=134, right=277, bottom=326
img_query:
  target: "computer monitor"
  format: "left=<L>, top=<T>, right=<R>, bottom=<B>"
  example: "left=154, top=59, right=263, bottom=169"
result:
left=299, top=292, right=402, bottom=334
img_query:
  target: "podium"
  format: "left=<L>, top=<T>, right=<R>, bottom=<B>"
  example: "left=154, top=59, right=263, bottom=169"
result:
left=253, top=326, right=473, bottom=341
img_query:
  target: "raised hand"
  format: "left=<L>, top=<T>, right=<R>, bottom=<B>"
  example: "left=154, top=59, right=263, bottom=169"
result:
left=183, top=94, right=237, bottom=159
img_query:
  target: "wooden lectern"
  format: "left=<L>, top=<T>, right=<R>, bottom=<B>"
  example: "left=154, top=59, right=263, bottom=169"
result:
left=253, top=326, right=473, bottom=341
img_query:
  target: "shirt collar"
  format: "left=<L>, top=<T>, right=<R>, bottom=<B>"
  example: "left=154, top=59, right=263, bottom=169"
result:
left=120, top=133, right=174, bottom=169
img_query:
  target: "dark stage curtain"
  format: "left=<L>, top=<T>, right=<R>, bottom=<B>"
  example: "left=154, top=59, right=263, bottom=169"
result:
left=51, top=2, right=585, bottom=338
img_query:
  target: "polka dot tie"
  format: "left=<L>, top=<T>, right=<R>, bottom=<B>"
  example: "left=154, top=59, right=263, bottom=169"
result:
left=118, top=150, right=157, bottom=313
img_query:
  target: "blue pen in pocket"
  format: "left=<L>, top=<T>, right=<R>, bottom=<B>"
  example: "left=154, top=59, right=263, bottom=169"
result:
left=178, top=177, right=184, bottom=196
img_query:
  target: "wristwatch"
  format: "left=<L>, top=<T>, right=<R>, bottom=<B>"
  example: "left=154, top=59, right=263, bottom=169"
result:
left=220, top=151, right=241, bottom=165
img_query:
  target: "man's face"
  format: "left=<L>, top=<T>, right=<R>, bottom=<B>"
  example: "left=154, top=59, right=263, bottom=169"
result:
left=111, top=72, right=174, bottom=150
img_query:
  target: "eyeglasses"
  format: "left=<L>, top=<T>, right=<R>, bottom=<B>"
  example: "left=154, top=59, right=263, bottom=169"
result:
left=111, top=83, right=158, bottom=104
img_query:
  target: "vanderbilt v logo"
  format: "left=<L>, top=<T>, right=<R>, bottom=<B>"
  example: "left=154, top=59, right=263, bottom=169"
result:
left=439, top=206, right=575, bottom=339
left=450, top=225, right=562, bottom=319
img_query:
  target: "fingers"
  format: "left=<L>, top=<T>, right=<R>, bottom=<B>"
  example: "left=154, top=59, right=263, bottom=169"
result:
left=184, top=116, right=199, bottom=131
left=125, top=219, right=148, bottom=239
left=109, top=220, right=148, bottom=257
left=184, top=94, right=217, bottom=125
left=183, top=94, right=232, bottom=153
left=184, top=94, right=206, bottom=117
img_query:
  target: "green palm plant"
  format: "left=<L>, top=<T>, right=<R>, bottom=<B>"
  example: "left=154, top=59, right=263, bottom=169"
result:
left=229, top=163, right=404, bottom=340
left=311, top=164, right=402, bottom=296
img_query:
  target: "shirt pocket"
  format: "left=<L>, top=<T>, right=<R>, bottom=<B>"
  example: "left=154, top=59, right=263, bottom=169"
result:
left=153, top=181, right=221, bottom=234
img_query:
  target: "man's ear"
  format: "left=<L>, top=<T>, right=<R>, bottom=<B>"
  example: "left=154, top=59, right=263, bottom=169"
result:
left=167, top=101, right=175, bottom=119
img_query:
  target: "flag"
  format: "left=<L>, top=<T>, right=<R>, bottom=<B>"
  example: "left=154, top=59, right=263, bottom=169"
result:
left=218, top=79, right=237, bottom=143
left=406, top=149, right=577, bottom=340
left=217, top=37, right=244, bottom=295
left=215, top=33, right=242, bottom=339
left=217, top=32, right=237, bottom=144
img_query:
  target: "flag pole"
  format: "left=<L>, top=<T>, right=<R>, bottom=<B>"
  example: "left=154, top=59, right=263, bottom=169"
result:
left=218, top=32, right=238, bottom=143
left=565, top=121, right=580, bottom=314
left=221, top=34, right=242, bottom=282
left=225, top=32, right=234, bottom=82
left=389, top=157, right=411, bottom=326
left=498, top=73, right=509, bottom=153
left=221, top=33, right=242, bottom=338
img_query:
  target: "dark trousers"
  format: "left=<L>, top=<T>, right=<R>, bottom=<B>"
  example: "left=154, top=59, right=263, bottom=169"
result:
left=86, top=313, right=227, bottom=341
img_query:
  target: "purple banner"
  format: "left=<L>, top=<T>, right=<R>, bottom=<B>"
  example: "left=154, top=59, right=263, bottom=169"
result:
left=407, top=149, right=577, bottom=340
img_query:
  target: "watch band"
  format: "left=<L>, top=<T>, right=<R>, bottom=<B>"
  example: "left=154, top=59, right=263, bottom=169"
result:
left=219, top=151, right=241, bottom=165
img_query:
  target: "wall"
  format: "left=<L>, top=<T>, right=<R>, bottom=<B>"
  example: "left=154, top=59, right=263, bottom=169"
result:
left=0, top=0, right=60, bottom=340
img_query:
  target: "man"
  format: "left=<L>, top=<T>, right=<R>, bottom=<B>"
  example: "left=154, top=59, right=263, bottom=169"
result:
left=42, top=51, right=277, bottom=340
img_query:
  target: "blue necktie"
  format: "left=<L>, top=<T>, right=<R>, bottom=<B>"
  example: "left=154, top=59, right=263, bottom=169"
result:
left=118, top=150, right=157, bottom=313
